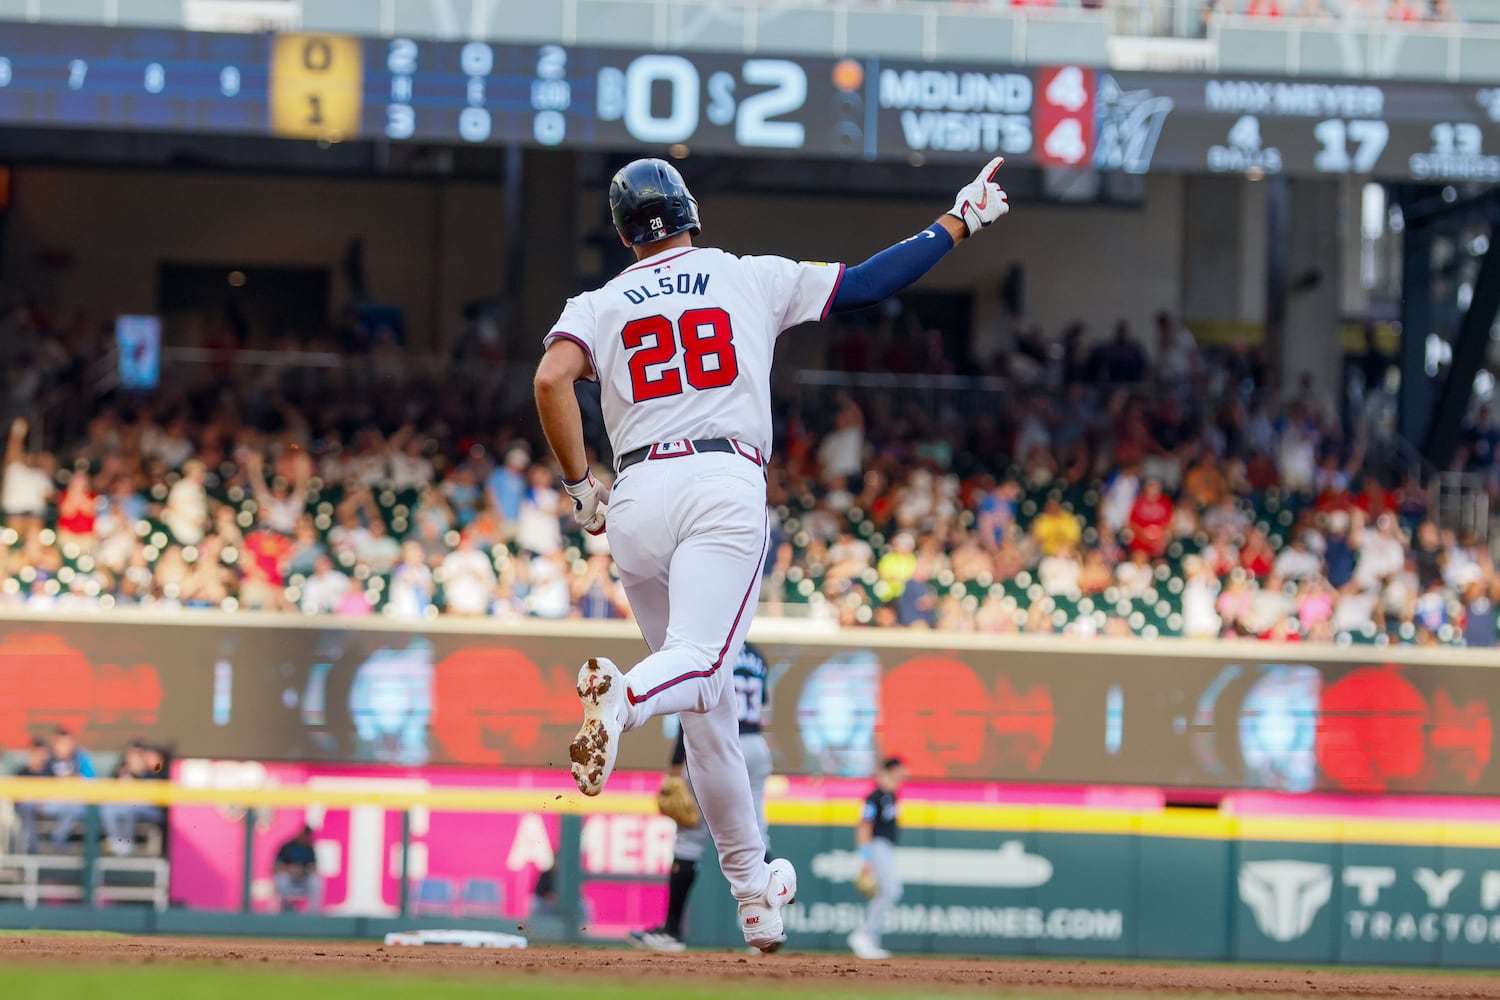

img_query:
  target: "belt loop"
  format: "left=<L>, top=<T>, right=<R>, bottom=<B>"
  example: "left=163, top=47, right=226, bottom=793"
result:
left=731, top=439, right=763, bottom=467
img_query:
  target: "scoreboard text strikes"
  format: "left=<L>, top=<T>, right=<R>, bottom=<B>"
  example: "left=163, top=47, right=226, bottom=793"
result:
left=0, top=20, right=1496, bottom=181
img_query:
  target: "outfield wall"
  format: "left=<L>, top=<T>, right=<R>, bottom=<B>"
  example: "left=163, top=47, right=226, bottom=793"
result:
left=8, top=772, right=1500, bottom=967
left=1, top=610, right=1498, bottom=796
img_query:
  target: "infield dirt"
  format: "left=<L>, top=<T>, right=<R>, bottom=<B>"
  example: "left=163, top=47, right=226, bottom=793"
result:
left=5, top=935, right=1500, bottom=998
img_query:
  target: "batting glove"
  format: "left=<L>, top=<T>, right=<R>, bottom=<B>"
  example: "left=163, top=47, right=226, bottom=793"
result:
left=562, top=471, right=609, bottom=536
left=947, top=156, right=1009, bottom=237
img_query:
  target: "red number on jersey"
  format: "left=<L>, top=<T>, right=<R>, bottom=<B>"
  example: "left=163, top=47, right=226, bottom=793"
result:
left=679, top=308, right=739, bottom=391
left=621, top=315, right=683, bottom=402
left=621, top=307, right=739, bottom=403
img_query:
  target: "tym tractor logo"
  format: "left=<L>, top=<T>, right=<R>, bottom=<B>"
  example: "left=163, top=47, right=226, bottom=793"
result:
left=1239, top=860, right=1334, bottom=942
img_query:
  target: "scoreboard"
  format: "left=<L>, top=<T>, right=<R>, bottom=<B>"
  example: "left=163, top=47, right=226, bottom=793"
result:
left=0, top=20, right=1498, bottom=181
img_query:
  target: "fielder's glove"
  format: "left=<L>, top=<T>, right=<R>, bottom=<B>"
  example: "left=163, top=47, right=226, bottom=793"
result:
left=947, top=156, right=1010, bottom=237
left=854, top=864, right=879, bottom=901
left=562, top=470, right=609, bottom=535
left=657, top=775, right=701, bottom=829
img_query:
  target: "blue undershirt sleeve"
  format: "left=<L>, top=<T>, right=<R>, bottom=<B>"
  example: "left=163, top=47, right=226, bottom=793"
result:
left=829, top=223, right=957, bottom=313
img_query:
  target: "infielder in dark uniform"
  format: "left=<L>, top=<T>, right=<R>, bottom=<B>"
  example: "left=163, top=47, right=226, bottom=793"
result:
left=632, top=641, right=772, bottom=953
left=850, top=756, right=905, bottom=960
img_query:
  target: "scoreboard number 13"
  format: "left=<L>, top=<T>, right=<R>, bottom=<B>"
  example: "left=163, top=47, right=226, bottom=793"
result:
left=270, top=34, right=363, bottom=141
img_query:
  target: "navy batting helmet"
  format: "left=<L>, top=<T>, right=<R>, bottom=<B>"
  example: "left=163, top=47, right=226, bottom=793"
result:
left=609, top=158, right=701, bottom=246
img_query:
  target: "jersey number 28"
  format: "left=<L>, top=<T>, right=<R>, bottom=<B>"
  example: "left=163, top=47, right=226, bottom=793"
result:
left=621, top=307, right=739, bottom=403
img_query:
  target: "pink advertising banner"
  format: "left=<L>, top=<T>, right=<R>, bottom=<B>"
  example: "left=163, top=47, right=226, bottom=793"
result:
left=166, top=762, right=1111, bottom=936
left=167, top=761, right=678, bottom=936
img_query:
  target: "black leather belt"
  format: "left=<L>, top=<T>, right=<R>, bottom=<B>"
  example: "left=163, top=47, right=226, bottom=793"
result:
left=616, top=438, right=764, bottom=473
left=739, top=721, right=762, bottom=736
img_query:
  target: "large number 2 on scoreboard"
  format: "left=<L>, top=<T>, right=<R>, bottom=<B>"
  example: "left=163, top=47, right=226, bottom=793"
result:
left=621, top=308, right=739, bottom=403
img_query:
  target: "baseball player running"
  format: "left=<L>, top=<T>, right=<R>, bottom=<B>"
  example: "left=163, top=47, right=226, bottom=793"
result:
left=632, top=640, right=773, bottom=953
left=534, top=155, right=1010, bottom=952
left=850, top=756, right=906, bottom=960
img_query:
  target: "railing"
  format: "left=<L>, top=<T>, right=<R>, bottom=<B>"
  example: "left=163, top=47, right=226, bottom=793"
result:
left=13, top=0, right=1500, bottom=80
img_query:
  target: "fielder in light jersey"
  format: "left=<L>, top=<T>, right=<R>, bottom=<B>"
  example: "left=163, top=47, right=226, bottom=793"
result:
left=534, top=155, right=1010, bottom=952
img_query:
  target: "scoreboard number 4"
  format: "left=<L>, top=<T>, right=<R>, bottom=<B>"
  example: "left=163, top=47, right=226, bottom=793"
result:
left=269, top=34, right=363, bottom=141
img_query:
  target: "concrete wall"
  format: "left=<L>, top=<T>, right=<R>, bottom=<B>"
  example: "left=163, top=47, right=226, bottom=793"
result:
left=1, top=166, right=508, bottom=351
left=3, top=163, right=1356, bottom=373
left=699, top=172, right=1187, bottom=355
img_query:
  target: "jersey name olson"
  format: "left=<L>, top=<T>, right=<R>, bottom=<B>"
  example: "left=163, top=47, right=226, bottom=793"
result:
left=623, top=273, right=712, bottom=305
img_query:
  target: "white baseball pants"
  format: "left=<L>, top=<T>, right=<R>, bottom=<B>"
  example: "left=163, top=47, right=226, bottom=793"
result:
left=607, top=449, right=770, bottom=903
left=675, top=732, right=772, bottom=864
left=860, top=837, right=904, bottom=945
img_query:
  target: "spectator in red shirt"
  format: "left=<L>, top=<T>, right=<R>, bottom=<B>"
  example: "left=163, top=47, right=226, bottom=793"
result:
left=1355, top=475, right=1397, bottom=517
left=1247, top=0, right=1285, bottom=15
left=1386, top=0, right=1420, bottom=20
left=1240, top=527, right=1276, bottom=578
left=55, top=471, right=97, bottom=550
left=1127, top=479, right=1174, bottom=557
left=1246, top=451, right=1280, bottom=492
left=241, top=526, right=293, bottom=610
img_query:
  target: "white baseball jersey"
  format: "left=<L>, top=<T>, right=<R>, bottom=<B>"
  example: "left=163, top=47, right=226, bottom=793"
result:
left=544, top=247, right=843, bottom=461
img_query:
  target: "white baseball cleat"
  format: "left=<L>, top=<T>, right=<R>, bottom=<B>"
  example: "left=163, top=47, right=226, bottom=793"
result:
left=628, top=928, right=686, bottom=953
left=847, top=930, right=890, bottom=960
left=569, top=657, right=627, bottom=796
left=739, top=858, right=797, bottom=953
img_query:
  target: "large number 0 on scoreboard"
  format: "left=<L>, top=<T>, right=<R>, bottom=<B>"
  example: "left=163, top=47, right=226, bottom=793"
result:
left=270, top=34, right=362, bottom=140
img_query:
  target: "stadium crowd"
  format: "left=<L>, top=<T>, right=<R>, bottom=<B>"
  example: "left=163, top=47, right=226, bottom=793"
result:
left=0, top=288, right=1496, bottom=647
left=1197, top=0, right=1460, bottom=23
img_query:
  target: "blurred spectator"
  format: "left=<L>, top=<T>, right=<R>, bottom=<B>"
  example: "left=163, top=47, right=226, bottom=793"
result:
left=247, top=450, right=308, bottom=536
left=356, top=519, right=401, bottom=574
left=387, top=541, right=435, bottom=619
left=1273, top=533, right=1322, bottom=581
left=273, top=825, right=322, bottom=913
left=527, top=550, right=572, bottom=619
left=818, top=396, right=865, bottom=489
left=3, top=419, right=53, bottom=537
left=1126, top=479, right=1174, bottom=557
left=441, top=533, right=496, bottom=616
left=1429, top=0, right=1458, bottom=22
left=1386, top=0, right=1421, bottom=20
left=516, top=466, right=564, bottom=556
left=20, top=728, right=97, bottom=853
left=1031, top=497, right=1082, bottom=556
left=1463, top=406, right=1497, bottom=475
left=301, top=554, right=351, bottom=614
left=877, top=532, right=918, bottom=596
left=1182, top=557, right=1223, bottom=638
left=54, top=471, right=97, bottom=550
left=162, top=460, right=209, bottom=545
left=100, top=741, right=166, bottom=856
left=1089, top=322, right=1148, bottom=385
left=1202, top=0, right=1236, bottom=32
left=10, top=739, right=50, bottom=853
left=487, top=446, right=530, bottom=540
left=1246, top=0, right=1286, bottom=15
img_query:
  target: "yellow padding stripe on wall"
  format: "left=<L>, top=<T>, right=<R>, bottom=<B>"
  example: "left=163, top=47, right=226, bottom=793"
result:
left=3, top=778, right=1498, bottom=848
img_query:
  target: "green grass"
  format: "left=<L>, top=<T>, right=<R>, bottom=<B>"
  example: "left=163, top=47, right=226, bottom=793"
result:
left=0, top=929, right=126, bottom=938
left=0, top=966, right=1052, bottom=1000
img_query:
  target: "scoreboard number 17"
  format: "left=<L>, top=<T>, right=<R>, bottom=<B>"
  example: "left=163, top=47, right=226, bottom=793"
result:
left=1312, top=118, right=1389, bottom=174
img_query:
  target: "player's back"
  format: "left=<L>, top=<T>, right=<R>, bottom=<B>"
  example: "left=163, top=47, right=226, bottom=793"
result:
left=547, top=246, right=841, bottom=462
